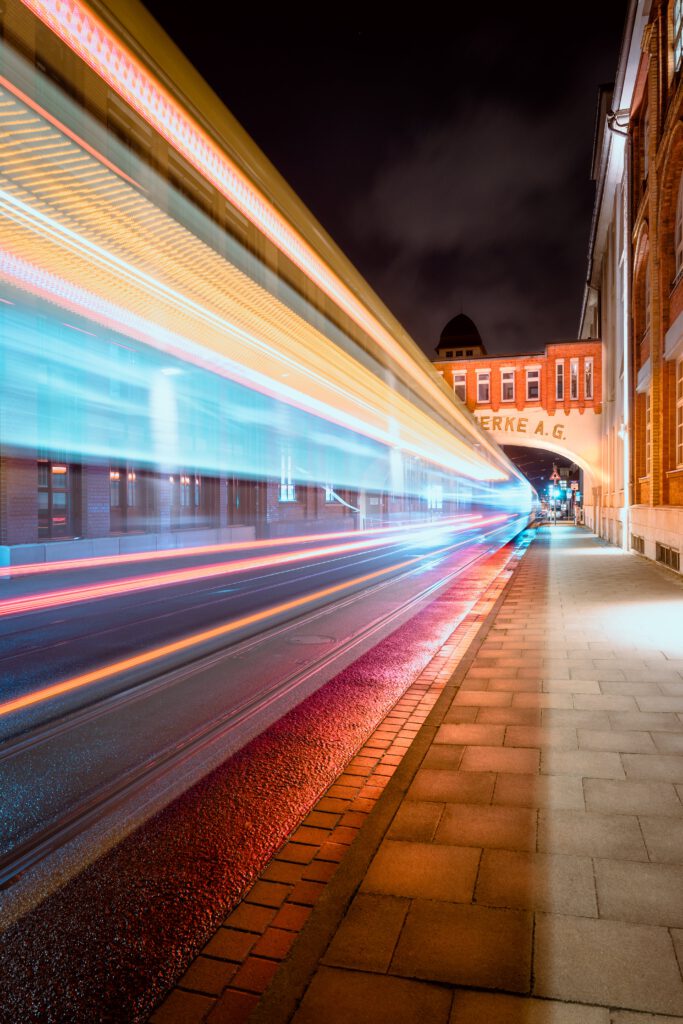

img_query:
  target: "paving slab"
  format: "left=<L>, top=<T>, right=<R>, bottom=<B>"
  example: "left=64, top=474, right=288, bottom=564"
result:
left=321, top=894, right=408, bottom=972
left=475, top=848, right=597, bottom=916
left=391, top=899, right=533, bottom=991
left=537, top=808, right=648, bottom=860
left=584, top=778, right=683, bottom=816
left=533, top=913, right=683, bottom=1014
left=433, top=803, right=537, bottom=851
left=593, top=859, right=683, bottom=926
left=638, top=815, right=683, bottom=862
left=291, top=967, right=452, bottom=1024
left=449, top=990, right=609, bottom=1023
left=360, top=839, right=480, bottom=902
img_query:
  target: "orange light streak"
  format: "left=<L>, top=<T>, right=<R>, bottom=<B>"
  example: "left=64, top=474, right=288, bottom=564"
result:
left=6, top=516, right=482, bottom=578
left=0, top=72, right=143, bottom=190
left=0, top=547, right=444, bottom=717
left=0, top=518, right=517, bottom=718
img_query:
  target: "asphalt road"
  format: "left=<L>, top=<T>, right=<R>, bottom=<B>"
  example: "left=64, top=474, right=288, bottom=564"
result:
left=0, top=516, right=521, bottom=736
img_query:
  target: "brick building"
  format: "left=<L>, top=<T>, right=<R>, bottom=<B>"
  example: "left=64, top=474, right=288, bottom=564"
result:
left=434, top=317, right=601, bottom=418
left=581, top=0, right=683, bottom=569
left=433, top=315, right=603, bottom=513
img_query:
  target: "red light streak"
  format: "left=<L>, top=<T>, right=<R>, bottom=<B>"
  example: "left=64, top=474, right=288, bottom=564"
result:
left=6, top=516, right=483, bottom=578
left=0, top=517, right=507, bottom=618
left=0, top=522, right=509, bottom=719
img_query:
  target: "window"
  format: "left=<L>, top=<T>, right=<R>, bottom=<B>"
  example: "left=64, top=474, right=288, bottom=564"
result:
left=501, top=369, right=515, bottom=402
left=446, top=350, right=453, bottom=358
left=427, top=484, right=443, bottom=510
left=631, top=533, right=645, bottom=554
left=37, top=456, right=73, bottom=538
left=675, top=0, right=683, bottom=72
left=677, top=358, right=683, bottom=467
left=584, top=357, right=594, bottom=400
left=110, top=469, right=121, bottom=508
left=645, top=390, right=651, bottom=476
left=453, top=371, right=467, bottom=402
left=676, top=174, right=683, bottom=279
left=556, top=361, right=564, bottom=400
left=570, top=358, right=579, bottom=400
left=279, top=451, right=295, bottom=502
left=126, top=470, right=138, bottom=507
left=477, top=370, right=490, bottom=404
left=465, top=349, right=473, bottom=356
left=642, top=106, right=649, bottom=180
left=526, top=368, right=540, bottom=401
left=644, top=265, right=651, bottom=335
left=324, top=484, right=336, bottom=503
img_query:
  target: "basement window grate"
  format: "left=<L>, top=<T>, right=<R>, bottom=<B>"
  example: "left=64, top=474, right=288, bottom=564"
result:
left=631, top=534, right=645, bottom=554
left=656, top=542, right=681, bottom=572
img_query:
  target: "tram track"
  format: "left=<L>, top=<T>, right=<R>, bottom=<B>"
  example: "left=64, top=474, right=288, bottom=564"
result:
left=0, top=533, right=507, bottom=894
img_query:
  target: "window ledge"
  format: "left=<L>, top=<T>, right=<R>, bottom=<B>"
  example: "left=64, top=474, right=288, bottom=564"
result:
left=666, top=468, right=683, bottom=478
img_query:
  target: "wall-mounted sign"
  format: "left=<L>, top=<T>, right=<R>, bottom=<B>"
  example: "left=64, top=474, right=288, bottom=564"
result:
left=475, top=414, right=566, bottom=441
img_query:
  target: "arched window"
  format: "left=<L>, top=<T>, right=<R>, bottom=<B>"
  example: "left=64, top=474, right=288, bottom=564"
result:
left=675, top=0, right=683, bottom=72
left=675, top=173, right=683, bottom=278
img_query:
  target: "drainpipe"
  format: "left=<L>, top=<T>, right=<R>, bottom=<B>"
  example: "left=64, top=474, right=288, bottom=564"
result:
left=622, top=131, right=633, bottom=551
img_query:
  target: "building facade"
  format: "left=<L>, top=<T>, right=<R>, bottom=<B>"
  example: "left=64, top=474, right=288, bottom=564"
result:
left=433, top=315, right=603, bottom=518
left=581, top=0, right=683, bottom=570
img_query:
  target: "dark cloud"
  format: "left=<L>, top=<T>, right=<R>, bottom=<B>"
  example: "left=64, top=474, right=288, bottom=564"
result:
left=142, top=3, right=627, bottom=357
left=348, top=95, right=596, bottom=353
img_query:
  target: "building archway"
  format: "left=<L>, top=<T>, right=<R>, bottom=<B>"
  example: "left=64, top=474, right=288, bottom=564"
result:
left=472, top=406, right=601, bottom=523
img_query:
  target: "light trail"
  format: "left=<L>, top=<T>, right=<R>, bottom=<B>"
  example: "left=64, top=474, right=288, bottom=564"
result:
left=0, top=529, right=508, bottom=718
left=0, top=517, right=510, bottom=617
left=5, top=515, right=483, bottom=578
left=0, top=73, right=144, bottom=191
left=0, top=70, right=528, bottom=490
left=17, top=0, right=502, bottom=466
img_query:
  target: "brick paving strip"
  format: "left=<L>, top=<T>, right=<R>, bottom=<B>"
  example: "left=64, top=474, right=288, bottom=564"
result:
left=244, top=525, right=683, bottom=1024
left=150, top=533, right=532, bottom=1023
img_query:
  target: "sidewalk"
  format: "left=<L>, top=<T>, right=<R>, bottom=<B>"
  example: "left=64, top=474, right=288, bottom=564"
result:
left=254, top=526, right=683, bottom=1024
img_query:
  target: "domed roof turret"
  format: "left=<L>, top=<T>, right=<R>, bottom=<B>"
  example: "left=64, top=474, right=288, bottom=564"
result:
left=439, top=313, right=482, bottom=348
left=435, top=313, right=486, bottom=357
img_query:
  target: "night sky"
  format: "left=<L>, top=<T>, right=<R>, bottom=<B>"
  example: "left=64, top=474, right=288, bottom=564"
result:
left=143, top=3, right=627, bottom=360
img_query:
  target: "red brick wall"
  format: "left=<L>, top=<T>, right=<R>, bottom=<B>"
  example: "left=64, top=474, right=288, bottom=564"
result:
left=668, top=275, right=683, bottom=324
left=433, top=340, right=602, bottom=416
left=0, top=455, right=38, bottom=546
left=79, top=465, right=111, bottom=538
